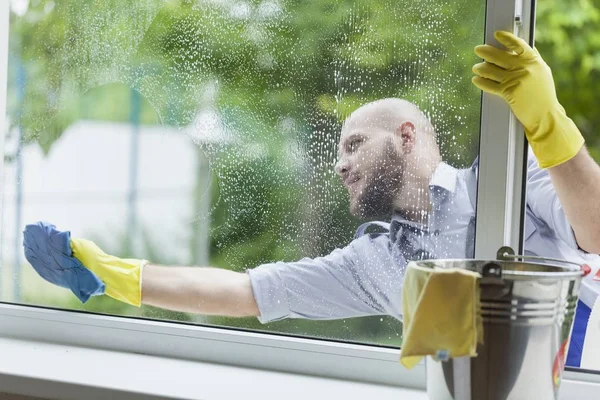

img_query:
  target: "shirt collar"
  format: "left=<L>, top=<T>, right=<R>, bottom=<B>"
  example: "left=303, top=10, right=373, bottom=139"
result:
left=390, top=162, right=460, bottom=228
left=428, top=162, right=458, bottom=194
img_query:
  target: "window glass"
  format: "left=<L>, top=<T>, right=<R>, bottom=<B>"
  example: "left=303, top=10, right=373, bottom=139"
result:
left=2, top=0, right=484, bottom=346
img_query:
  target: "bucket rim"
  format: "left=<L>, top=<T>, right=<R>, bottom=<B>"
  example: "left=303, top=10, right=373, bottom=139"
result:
left=410, top=258, right=585, bottom=280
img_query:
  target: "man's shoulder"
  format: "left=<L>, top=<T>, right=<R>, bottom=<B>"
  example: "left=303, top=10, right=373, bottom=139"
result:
left=354, top=221, right=391, bottom=238
left=342, top=223, right=391, bottom=253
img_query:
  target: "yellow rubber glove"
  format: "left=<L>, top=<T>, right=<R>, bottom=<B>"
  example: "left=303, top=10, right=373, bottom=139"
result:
left=400, top=263, right=482, bottom=369
left=70, top=238, right=147, bottom=307
left=472, top=30, right=584, bottom=168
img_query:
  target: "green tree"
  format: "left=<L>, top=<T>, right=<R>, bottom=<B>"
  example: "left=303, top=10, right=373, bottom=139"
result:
left=535, top=0, right=600, bottom=159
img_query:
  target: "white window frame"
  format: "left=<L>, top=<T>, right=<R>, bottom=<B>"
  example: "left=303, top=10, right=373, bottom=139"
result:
left=475, top=0, right=530, bottom=258
left=0, top=0, right=598, bottom=395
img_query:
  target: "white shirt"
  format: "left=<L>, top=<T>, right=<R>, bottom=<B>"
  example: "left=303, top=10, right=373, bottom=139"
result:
left=248, top=151, right=600, bottom=323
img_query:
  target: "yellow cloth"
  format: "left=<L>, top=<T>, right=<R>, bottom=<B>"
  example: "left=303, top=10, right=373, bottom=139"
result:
left=400, top=263, right=482, bottom=369
left=70, top=238, right=146, bottom=307
left=472, top=30, right=584, bottom=169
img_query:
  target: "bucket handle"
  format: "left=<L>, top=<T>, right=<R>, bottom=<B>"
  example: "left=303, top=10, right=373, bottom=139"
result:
left=497, top=246, right=591, bottom=277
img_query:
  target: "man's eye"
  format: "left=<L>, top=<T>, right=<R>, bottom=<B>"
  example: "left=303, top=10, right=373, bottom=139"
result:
left=348, top=140, right=362, bottom=152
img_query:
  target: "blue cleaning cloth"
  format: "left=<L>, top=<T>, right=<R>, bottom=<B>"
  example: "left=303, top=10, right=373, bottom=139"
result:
left=23, top=221, right=105, bottom=303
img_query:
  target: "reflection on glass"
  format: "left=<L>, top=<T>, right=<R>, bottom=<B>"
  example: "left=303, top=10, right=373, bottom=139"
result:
left=3, top=0, right=484, bottom=346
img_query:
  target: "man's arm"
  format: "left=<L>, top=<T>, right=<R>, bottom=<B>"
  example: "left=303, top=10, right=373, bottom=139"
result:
left=547, top=148, right=600, bottom=254
left=472, top=31, right=598, bottom=252
left=69, top=234, right=399, bottom=322
left=526, top=149, right=600, bottom=254
left=70, top=238, right=259, bottom=316
left=142, top=265, right=259, bottom=317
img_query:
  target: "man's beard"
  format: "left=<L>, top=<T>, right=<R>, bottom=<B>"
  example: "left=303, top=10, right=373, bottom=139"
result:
left=352, top=142, right=404, bottom=219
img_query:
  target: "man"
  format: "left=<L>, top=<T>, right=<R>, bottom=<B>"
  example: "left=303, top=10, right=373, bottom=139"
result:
left=25, top=32, right=600, bottom=363
left=64, top=96, right=474, bottom=323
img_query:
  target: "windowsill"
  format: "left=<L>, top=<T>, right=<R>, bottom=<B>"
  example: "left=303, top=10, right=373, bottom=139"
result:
left=1, top=336, right=599, bottom=400
left=0, top=337, right=426, bottom=400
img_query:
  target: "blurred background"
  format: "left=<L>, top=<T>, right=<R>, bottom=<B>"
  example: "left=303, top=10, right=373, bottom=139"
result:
left=1, top=0, right=596, bottom=348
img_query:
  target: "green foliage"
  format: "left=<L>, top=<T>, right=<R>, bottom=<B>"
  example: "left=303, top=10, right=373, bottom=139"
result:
left=9, top=0, right=483, bottom=157
left=535, top=0, right=600, bottom=159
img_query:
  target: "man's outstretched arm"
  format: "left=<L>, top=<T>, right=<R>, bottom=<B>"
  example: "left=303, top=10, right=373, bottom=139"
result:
left=69, top=234, right=394, bottom=323
left=142, top=265, right=259, bottom=317
left=70, top=238, right=259, bottom=316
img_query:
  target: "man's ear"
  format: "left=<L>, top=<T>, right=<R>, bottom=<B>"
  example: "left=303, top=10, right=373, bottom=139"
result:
left=396, top=122, right=416, bottom=154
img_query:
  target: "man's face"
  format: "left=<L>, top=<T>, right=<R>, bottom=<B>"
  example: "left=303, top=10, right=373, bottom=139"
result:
left=335, top=123, right=405, bottom=219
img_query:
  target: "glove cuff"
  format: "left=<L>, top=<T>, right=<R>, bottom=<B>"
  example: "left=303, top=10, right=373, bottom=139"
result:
left=529, top=113, right=585, bottom=169
left=101, top=257, right=146, bottom=307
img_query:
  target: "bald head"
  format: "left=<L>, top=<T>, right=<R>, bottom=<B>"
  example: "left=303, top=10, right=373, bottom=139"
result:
left=342, top=98, right=436, bottom=142
left=335, top=98, right=442, bottom=219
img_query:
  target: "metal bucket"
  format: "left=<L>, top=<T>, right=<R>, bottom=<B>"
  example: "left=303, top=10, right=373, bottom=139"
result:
left=422, top=254, right=586, bottom=400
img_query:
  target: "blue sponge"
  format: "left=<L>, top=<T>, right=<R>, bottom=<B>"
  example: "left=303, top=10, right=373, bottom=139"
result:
left=23, top=221, right=105, bottom=303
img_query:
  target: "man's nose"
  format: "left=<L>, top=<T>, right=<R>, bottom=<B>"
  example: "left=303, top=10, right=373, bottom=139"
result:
left=335, top=158, right=350, bottom=177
